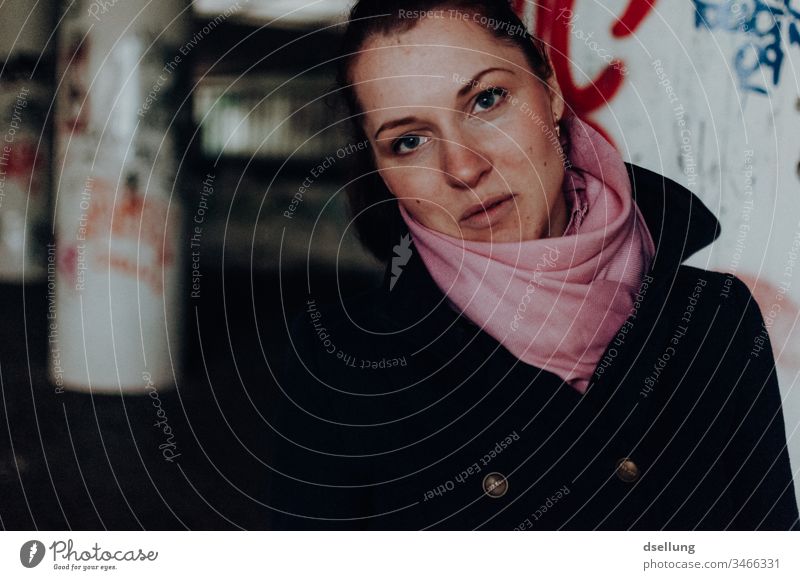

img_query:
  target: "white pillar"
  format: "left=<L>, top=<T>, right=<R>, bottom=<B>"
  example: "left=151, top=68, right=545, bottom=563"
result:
left=51, top=0, right=190, bottom=392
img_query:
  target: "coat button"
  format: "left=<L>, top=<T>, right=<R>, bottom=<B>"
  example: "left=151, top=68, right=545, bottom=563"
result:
left=615, top=458, right=640, bottom=482
left=482, top=472, right=508, bottom=498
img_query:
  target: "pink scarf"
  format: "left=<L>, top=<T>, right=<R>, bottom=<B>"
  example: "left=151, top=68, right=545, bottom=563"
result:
left=398, top=114, right=656, bottom=393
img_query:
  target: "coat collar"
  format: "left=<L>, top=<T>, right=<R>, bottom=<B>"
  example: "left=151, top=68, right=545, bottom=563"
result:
left=376, top=163, right=721, bottom=334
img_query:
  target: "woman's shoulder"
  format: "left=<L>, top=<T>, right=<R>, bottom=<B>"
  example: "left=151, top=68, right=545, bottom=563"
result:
left=627, top=264, right=774, bottom=410
left=672, top=265, right=757, bottom=311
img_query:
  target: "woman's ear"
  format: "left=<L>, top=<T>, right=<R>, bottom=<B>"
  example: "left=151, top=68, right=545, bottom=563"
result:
left=546, top=74, right=565, bottom=122
left=542, top=51, right=565, bottom=123
left=535, top=44, right=564, bottom=122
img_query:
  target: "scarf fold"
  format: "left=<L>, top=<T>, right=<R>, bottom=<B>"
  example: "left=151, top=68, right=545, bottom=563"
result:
left=398, top=114, right=656, bottom=393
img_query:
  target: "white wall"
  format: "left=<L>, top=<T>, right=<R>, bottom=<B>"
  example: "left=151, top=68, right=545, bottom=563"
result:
left=524, top=0, right=800, bottom=512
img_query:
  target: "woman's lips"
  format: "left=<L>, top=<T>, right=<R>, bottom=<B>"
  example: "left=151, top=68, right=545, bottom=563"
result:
left=459, top=193, right=516, bottom=230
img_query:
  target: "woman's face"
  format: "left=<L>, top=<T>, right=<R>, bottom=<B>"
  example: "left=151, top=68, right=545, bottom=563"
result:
left=351, top=15, right=568, bottom=242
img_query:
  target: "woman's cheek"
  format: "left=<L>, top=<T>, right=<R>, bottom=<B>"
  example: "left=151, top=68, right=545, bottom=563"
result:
left=482, top=116, right=544, bottom=166
left=384, top=167, right=434, bottom=203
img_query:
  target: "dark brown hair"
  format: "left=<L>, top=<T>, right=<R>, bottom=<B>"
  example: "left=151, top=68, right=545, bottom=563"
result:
left=335, top=0, right=555, bottom=262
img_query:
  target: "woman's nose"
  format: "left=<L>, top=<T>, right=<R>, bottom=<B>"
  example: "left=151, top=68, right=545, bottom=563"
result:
left=440, top=134, right=492, bottom=190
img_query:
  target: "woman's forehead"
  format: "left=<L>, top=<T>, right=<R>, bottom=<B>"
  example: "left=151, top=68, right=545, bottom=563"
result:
left=353, top=18, right=527, bottom=78
left=350, top=18, right=527, bottom=106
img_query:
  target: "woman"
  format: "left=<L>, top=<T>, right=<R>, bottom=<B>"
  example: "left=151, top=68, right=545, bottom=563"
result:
left=265, top=0, right=799, bottom=530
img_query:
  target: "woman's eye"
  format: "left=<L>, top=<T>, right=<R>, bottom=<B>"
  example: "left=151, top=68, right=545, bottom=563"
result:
left=392, top=135, right=429, bottom=155
left=473, top=87, right=508, bottom=113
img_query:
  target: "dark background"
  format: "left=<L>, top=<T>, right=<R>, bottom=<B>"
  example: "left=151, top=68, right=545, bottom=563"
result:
left=0, top=13, right=382, bottom=530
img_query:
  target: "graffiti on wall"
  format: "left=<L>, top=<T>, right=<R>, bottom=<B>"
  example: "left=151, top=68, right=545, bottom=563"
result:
left=514, top=1, right=800, bottom=370
left=693, top=0, right=800, bottom=94
left=514, top=0, right=659, bottom=144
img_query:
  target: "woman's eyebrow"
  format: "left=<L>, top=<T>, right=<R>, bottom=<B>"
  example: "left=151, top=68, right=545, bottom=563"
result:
left=375, top=116, right=418, bottom=140
left=455, top=66, right=513, bottom=98
left=373, top=67, right=514, bottom=139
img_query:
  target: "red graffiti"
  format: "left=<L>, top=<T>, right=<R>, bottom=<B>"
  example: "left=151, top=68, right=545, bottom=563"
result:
left=514, top=1, right=658, bottom=144
left=611, top=0, right=657, bottom=38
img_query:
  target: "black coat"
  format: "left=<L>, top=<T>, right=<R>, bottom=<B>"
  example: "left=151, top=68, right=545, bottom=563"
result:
left=266, top=163, right=799, bottom=530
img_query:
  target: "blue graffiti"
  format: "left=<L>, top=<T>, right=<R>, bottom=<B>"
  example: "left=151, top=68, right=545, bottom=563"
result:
left=693, top=0, right=800, bottom=94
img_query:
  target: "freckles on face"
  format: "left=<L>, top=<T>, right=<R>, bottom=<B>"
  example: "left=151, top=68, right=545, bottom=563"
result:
left=351, top=17, right=567, bottom=242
